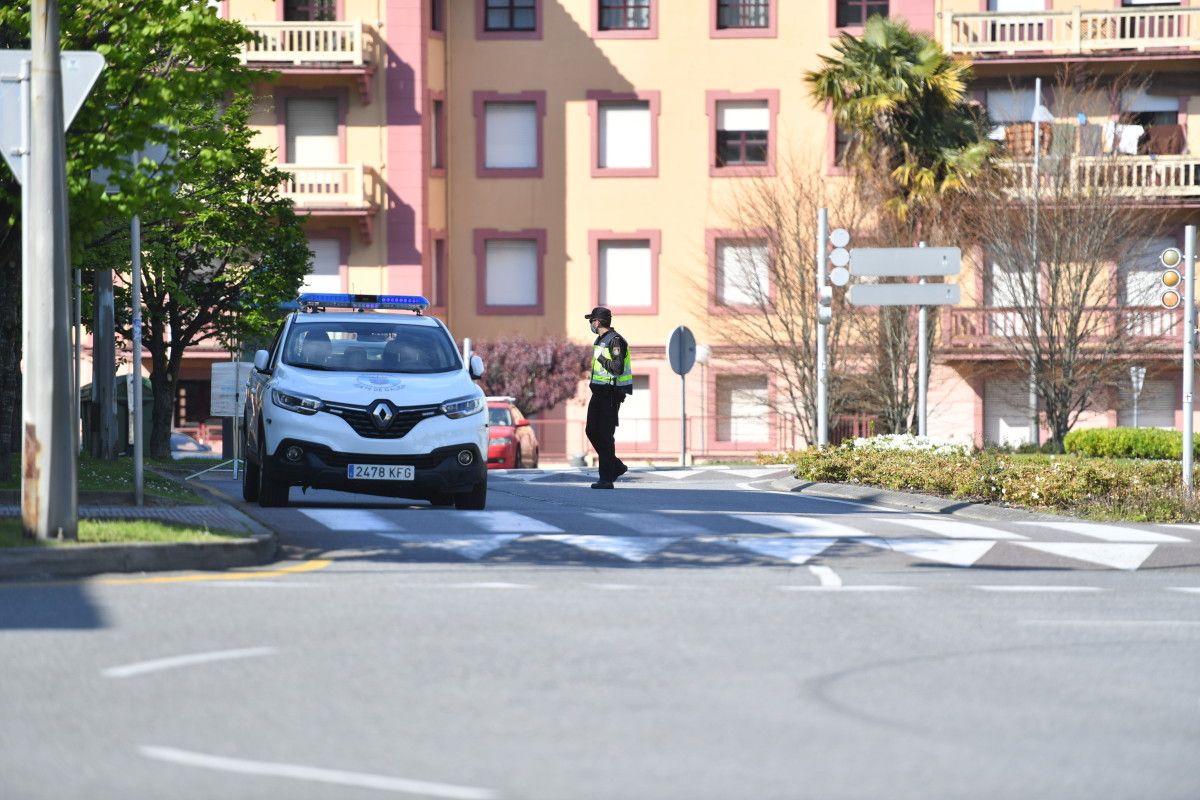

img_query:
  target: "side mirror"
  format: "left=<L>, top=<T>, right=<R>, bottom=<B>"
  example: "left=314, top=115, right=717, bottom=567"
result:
left=516, top=419, right=531, bottom=427
left=469, top=355, right=485, bottom=379
left=253, top=349, right=271, bottom=373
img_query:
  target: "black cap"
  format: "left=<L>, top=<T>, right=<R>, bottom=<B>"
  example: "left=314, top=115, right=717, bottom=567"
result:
left=584, top=306, right=612, bottom=324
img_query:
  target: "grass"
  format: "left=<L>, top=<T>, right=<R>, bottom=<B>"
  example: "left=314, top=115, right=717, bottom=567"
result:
left=1, top=454, right=206, bottom=504
left=0, top=518, right=244, bottom=548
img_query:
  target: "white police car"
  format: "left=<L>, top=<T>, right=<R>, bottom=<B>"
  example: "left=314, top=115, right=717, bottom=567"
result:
left=242, top=294, right=489, bottom=509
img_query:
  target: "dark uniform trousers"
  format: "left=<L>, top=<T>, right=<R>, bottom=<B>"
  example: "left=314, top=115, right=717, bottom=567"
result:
left=586, top=387, right=626, bottom=482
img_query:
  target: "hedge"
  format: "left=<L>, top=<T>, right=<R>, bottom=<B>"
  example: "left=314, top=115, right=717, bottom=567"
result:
left=783, top=446, right=1200, bottom=522
left=1062, top=427, right=1200, bottom=460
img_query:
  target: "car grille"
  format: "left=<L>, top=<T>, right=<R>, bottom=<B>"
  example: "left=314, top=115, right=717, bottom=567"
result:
left=324, top=401, right=443, bottom=439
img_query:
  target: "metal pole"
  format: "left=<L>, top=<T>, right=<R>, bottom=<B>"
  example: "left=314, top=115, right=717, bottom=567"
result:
left=1183, top=225, right=1196, bottom=495
left=679, top=373, right=686, bottom=467
left=131, top=211, right=144, bottom=506
left=23, top=0, right=78, bottom=539
left=1029, top=77, right=1042, bottom=448
left=94, top=267, right=115, bottom=459
left=232, top=357, right=240, bottom=480
left=918, top=242, right=928, bottom=437
left=74, top=267, right=81, bottom=450
left=816, top=208, right=829, bottom=447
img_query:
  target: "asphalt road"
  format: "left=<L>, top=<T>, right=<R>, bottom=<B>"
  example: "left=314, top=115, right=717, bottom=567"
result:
left=2, top=468, right=1199, bottom=799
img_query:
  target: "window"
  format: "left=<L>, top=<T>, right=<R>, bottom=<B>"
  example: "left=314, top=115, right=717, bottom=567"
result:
left=476, top=230, right=545, bottom=314
left=836, top=0, right=888, bottom=28
left=717, top=0, right=769, bottom=29
left=475, top=92, right=545, bottom=177
left=615, top=375, right=653, bottom=444
left=716, top=375, right=769, bottom=443
left=600, top=0, right=651, bottom=30
left=282, top=321, right=463, bottom=374
left=431, top=98, right=445, bottom=171
left=716, top=240, right=769, bottom=306
left=599, top=240, right=653, bottom=310
left=284, top=0, right=336, bottom=21
left=431, top=0, right=445, bottom=32
left=600, top=101, right=651, bottom=169
left=715, top=99, right=770, bottom=169
left=302, top=239, right=342, bottom=293
left=285, top=98, right=339, bottom=164
left=485, top=0, right=536, bottom=31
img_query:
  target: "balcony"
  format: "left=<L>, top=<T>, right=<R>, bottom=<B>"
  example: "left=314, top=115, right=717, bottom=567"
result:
left=1001, top=155, right=1200, bottom=201
left=277, top=163, right=382, bottom=242
left=240, top=21, right=378, bottom=100
left=942, top=6, right=1200, bottom=57
left=944, top=306, right=1181, bottom=355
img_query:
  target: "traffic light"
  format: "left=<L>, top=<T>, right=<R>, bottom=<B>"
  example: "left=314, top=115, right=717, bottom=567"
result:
left=1162, top=247, right=1183, bottom=309
left=818, top=285, right=833, bottom=324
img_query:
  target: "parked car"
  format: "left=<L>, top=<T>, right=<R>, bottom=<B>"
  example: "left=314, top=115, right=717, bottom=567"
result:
left=170, top=431, right=219, bottom=460
left=487, top=397, right=539, bottom=469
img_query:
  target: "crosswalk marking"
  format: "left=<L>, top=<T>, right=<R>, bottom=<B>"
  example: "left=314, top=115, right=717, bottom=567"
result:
left=726, top=467, right=787, bottom=478
left=865, top=538, right=996, bottom=567
left=370, top=534, right=520, bottom=561
left=583, top=512, right=709, bottom=536
left=730, top=537, right=839, bottom=564
left=731, top=514, right=864, bottom=538
left=881, top=517, right=1027, bottom=540
left=1017, top=521, right=1186, bottom=544
left=533, top=535, right=679, bottom=562
left=1013, top=542, right=1157, bottom=570
left=298, top=509, right=398, bottom=532
left=460, top=511, right=563, bottom=534
left=650, top=469, right=706, bottom=481
left=975, top=585, right=1103, bottom=593
left=779, top=585, right=914, bottom=592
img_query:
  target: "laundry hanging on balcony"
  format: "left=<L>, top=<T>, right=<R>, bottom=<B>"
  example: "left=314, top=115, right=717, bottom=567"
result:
left=1102, top=121, right=1145, bottom=156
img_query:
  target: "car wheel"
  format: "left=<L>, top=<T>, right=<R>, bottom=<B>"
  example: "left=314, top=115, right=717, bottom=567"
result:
left=257, top=437, right=289, bottom=508
left=514, top=446, right=523, bottom=469
left=242, top=441, right=260, bottom=503
left=454, top=480, right=487, bottom=510
left=427, top=493, right=455, bottom=507
left=531, top=447, right=539, bottom=469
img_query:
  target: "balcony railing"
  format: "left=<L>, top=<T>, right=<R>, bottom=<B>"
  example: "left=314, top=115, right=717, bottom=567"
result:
left=942, top=6, right=1200, bottom=56
left=1001, top=155, right=1200, bottom=199
left=277, top=163, right=381, bottom=210
left=946, top=306, right=1181, bottom=349
left=240, top=21, right=376, bottom=66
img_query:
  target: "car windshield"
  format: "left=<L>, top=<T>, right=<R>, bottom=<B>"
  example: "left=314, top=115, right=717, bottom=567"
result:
left=488, top=407, right=513, bottom=426
left=282, top=320, right=462, bottom=374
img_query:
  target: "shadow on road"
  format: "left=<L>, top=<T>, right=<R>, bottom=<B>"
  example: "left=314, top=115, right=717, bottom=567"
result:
left=0, top=582, right=107, bottom=629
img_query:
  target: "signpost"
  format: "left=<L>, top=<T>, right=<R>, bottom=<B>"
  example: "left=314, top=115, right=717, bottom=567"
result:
left=1130, top=366, right=1146, bottom=429
left=1162, top=230, right=1197, bottom=494
left=187, top=361, right=252, bottom=481
left=0, top=27, right=105, bottom=538
left=667, top=325, right=697, bottom=466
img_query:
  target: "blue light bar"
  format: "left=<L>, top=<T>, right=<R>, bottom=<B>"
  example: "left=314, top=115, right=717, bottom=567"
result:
left=297, top=293, right=430, bottom=312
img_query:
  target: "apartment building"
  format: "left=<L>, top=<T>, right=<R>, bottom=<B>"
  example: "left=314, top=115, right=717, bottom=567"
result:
left=209, top=0, right=1200, bottom=458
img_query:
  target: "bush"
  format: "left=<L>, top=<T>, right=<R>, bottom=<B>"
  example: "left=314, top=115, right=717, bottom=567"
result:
left=1062, top=427, right=1200, bottom=460
left=787, top=445, right=1200, bottom=522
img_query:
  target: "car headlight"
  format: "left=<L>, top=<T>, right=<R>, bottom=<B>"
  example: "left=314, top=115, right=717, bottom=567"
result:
left=441, top=394, right=485, bottom=419
left=489, top=437, right=513, bottom=446
left=272, top=389, right=324, bottom=415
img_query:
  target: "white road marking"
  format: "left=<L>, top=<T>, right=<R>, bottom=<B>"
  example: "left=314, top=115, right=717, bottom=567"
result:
left=779, top=585, right=915, bottom=592
left=731, top=514, right=866, bottom=538
left=299, top=509, right=398, bottom=532
left=443, top=582, right=529, bottom=589
left=137, top=746, right=498, bottom=799
left=584, top=511, right=709, bottom=535
left=1017, top=521, right=1186, bottom=544
left=198, top=581, right=321, bottom=588
left=461, top=511, right=562, bottom=534
left=651, top=469, right=706, bottom=480
left=881, top=517, right=1028, bottom=540
left=534, top=534, right=679, bottom=562
left=808, top=565, right=842, bottom=587
left=1013, top=542, right=1157, bottom=571
left=731, top=537, right=839, bottom=564
left=726, top=467, right=787, bottom=478
left=1019, top=620, right=1200, bottom=627
left=588, top=583, right=640, bottom=590
left=371, top=533, right=520, bottom=560
left=1168, top=588, right=1200, bottom=594
left=103, top=647, right=277, bottom=679
left=975, top=585, right=1104, bottom=593
left=866, top=539, right=996, bottom=567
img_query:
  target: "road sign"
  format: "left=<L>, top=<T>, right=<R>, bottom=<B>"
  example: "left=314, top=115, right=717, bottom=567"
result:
left=848, top=247, right=961, bottom=277
left=210, top=362, right=252, bottom=417
left=667, top=326, right=696, bottom=376
left=0, top=50, right=105, bottom=184
left=849, top=283, right=960, bottom=306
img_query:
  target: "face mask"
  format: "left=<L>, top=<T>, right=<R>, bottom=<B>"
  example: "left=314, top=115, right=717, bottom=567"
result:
left=590, top=320, right=600, bottom=334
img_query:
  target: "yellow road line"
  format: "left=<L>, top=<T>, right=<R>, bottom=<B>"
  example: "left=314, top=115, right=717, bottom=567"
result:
left=97, top=559, right=333, bottom=586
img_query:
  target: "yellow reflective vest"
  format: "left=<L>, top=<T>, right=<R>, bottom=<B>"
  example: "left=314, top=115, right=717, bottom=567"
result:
left=590, top=332, right=632, bottom=391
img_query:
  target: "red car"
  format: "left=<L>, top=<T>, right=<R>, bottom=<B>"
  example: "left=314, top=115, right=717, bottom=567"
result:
left=487, top=397, right=539, bottom=469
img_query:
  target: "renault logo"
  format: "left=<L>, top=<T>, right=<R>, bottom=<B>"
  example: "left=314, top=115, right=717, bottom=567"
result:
left=369, top=400, right=395, bottom=430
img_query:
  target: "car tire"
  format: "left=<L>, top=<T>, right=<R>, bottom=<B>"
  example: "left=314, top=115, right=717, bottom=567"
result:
left=514, top=446, right=523, bottom=469
left=257, top=437, right=289, bottom=508
left=454, top=480, right=487, bottom=510
left=531, top=447, right=539, bottom=469
left=242, top=448, right=260, bottom=503
left=427, top=493, right=455, bottom=507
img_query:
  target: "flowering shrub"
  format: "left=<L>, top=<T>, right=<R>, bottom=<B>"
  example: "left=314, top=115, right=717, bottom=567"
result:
left=473, top=337, right=592, bottom=417
left=848, top=434, right=970, bottom=456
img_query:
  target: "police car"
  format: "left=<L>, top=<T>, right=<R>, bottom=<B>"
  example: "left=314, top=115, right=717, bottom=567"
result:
left=242, top=294, right=489, bottom=509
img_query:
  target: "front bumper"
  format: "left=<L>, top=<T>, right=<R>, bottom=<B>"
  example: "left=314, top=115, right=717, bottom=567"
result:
left=267, top=439, right=486, bottom=497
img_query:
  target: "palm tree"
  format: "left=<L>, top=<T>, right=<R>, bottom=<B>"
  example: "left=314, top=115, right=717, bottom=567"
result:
left=806, top=16, right=992, bottom=230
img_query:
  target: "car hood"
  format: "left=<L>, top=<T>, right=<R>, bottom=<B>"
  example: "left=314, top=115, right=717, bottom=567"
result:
left=273, top=364, right=479, bottom=406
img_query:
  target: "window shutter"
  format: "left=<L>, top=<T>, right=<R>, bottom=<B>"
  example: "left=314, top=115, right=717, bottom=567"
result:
left=717, top=101, right=769, bottom=132
left=985, top=89, right=1036, bottom=124
left=1121, top=89, right=1179, bottom=113
left=485, top=103, right=538, bottom=168
left=599, top=240, right=652, bottom=307
left=615, top=375, right=653, bottom=443
left=1118, top=380, right=1176, bottom=429
left=599, top=102, right=651, bottom=169
left=719, top=242, right=769, bottom=305
left=717, top=376, right=769, bottom=442
left=286, top=98, right=339, bottom=164
left=301, top=239, right=341, bottom=293
left=485, top=240, right=538, bottom=306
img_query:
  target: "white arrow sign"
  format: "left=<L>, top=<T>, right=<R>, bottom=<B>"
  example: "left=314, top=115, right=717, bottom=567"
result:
left=849, top=283, right=960, bottom=306
left=0, top=50, right=105, bottom=185
left=849, top=246, right=961, bottom=277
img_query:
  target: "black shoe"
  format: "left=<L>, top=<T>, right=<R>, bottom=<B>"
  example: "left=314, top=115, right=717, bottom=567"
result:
left=590, top=480, right=615, bottom=489
left=615, top=463, right=628, bottom=479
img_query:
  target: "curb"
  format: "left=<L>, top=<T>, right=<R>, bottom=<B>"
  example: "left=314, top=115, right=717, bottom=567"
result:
left=0, top=472, right=278, bottom=582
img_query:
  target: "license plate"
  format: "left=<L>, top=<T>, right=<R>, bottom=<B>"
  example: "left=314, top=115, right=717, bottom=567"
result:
left=347, top=464, right=415, bottom=481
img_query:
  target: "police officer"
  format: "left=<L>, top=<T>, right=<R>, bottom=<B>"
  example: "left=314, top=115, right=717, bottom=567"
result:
left=584, top=306, right=632, bottom=489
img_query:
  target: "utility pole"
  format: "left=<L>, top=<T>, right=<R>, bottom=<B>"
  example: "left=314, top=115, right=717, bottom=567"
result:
left=23, top=0, right=78, bottom=539
left=1028, top=77, right=1044, bottom=448
left=816, top=208, right=829, bottom=447
left=917, top=242, right=928, bottom=437
left=93, top=265, right=116, bottom=459
left=1183, top=225, right=1196, bottom=495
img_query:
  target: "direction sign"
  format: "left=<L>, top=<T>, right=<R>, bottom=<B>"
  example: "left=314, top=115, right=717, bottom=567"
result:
left=849, top=283, right=960, bottom=306
left=0, top=50, right=105, bottom=184
left=667, top=325, right=696, bottom=376
left=848, top=246, right=961, bottom=277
